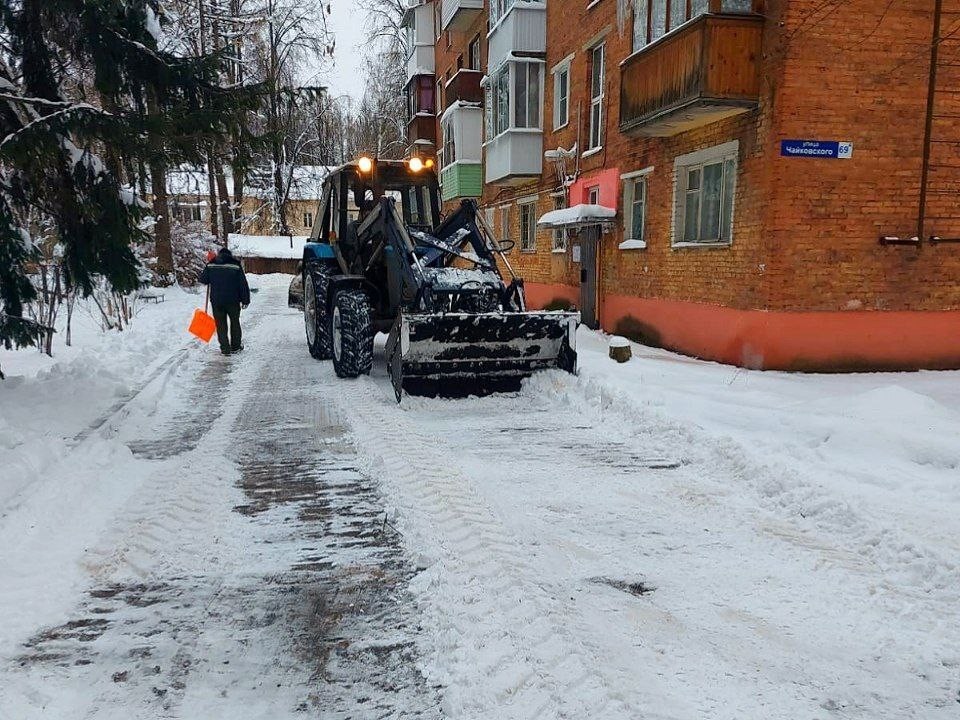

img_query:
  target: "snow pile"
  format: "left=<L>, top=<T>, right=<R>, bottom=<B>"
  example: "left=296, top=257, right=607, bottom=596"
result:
left=335, top=327, right=960, bottom=717
left=422, top=266, right=500, bottom=289
left=0, top=287, right=203, bottom=508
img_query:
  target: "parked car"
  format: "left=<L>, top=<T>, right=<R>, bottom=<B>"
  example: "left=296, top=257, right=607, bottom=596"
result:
left=288, top=261, right=304, bottom=309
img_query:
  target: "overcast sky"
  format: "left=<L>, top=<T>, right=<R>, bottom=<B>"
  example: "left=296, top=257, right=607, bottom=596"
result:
left=302, top=2, right=369, bottom=104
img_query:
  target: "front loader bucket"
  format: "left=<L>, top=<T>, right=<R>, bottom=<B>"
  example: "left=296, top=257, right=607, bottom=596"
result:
left=386, top=311, right=579, bottom=401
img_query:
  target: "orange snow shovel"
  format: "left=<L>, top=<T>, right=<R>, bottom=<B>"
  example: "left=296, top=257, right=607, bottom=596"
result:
left=188, top=286, right=216, bottom=343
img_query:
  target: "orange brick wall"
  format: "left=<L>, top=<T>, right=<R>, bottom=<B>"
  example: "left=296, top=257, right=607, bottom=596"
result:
left=764, top=0, right=960, bottom=312
left=480, top=0, right=960, bottom=320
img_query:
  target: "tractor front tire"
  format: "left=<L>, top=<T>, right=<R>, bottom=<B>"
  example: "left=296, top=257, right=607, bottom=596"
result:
left=305, top=262, right=334, bottom=360
left=331, top=289, right=374, bottom=378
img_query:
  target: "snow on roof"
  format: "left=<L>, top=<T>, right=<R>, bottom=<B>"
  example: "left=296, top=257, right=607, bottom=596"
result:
left=440, top=100, right=482, bottom=125
left=537, top=204, right=616, bottom=229
left=228, top=233, right=309, bottom=260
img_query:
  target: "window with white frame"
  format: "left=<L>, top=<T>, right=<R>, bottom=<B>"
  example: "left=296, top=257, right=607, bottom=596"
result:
left=674, top=141, right=738, bottom=245
left=488, top=61, right=543, bottom=138
left=551, top=196, right=567, bottom=251
left=484, top=84, right=493, bottom=139
left=588, top=185, right=600, bottom=205
left=553, top=60, right=570, bottom=129
left=489, top=0, right=515, bottom=28
left=588, top=43, right=604, bottom=150
left=303, top=211, right=314, bottom=228
left=499, top=205, right=511, bottom=250
left=495, top=66, right=509, bottom=135
left=519, top=201, right=536, bottom=252
left=513, top=62, right=541, bottom=129
left=441, top=119, right=456, bottom=167
left=622, top=174, right=648, bottom=241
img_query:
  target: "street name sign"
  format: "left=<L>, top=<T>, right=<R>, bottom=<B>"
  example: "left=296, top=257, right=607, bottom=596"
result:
left=780, top=140, right=854, bottom=159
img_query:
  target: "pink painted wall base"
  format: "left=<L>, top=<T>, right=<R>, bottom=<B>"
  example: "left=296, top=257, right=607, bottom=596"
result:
left=523, top=282, right=960, bottom=372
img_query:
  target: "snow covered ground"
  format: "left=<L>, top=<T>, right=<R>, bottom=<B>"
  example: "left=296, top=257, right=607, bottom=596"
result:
left=1, top=281, right=959, bottom=718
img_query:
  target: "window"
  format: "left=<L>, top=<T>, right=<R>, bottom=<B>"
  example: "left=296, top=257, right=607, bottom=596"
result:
left=674, top=142, right=738, bottom=245
left=303, top=211, right=314, bottom=228
left=488, top=61, right=543, bottom=138
left=484, top=206, right=495, bottom=234
left=588, top=186, right=600, bottom=205
left=551, top=196, right=567, bottom=251
left=484, top=84, right=493, bottom=139
left=513, top=62, right=541, bottom=129
left=437, top=78, right=443, bottom=115
left=489, top=0, right=515, bottom=29
left=651, top=0, right=667, bottom=42
left=632, top=0, right=648, bottom=52
left=588, top=44, right=604, bottom=150
left=191, top=205, right=203, bottom=222
left=495, top=66, right=509, bottom=135
left=405, top=23, right=415, bottom=57
left=519, top=201, right=536, bottom=252
left=441, top=119, right=456, bottom=167
left=623, top=176, right=647, bottom=241
left=499, top=205, right=511, bottom=250
left=670, top=0, right=686, bottom=31
left=634, top=0, right=748, bottom=52
left=553, top=61, right=570, bottom=129
left=469, top=36, right=481, bottom=70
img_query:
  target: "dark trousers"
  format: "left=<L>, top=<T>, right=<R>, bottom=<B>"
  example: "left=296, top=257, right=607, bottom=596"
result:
left=212, top=304, right=242, bottom=352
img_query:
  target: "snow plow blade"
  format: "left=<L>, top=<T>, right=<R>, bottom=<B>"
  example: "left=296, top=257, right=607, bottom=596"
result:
left=386, top=311, right=579, bottom=401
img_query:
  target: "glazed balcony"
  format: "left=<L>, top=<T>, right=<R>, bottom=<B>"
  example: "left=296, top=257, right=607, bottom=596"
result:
left=406, top=44, right=435, bottom=84
left=487, top=1, right=546, bottom=71
left=444, top=69, right=483, bottom=108
left=619, top=12, right=763, bottom=137
left=484, top=129, right=543, bottom=184
left=407, top=113, right=437, bottom=146
left=440, top=0, right=483, bottom=32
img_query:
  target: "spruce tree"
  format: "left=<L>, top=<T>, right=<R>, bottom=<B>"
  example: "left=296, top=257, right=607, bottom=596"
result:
left=0, top=0, right=259, bottom=365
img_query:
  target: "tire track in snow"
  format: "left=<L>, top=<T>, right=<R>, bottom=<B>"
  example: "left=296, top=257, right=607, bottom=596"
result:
left=2, top=292, right=442, bottom=719
left=326, top=377, right=662, bottom=719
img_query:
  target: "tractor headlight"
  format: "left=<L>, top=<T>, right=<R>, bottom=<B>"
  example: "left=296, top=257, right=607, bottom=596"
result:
left=357, top=156, right=373, bottom=173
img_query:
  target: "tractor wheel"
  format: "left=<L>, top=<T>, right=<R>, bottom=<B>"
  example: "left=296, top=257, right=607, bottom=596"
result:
left=330, top=289, right=374, bottom=378
left=304, top=262, right=334, bottom=360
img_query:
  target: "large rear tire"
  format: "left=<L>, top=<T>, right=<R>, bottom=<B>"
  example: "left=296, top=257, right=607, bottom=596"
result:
left=331, top=289, right=374, bottom=378
left=304, top=262, right=334, bottom=360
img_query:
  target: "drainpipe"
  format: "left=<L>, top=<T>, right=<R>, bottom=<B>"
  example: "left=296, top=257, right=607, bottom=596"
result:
left=917, top=0, right=943, bottom=241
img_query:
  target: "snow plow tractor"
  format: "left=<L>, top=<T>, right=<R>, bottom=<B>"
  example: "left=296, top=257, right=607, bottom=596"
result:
left=300, top=157, right=578, bottom=400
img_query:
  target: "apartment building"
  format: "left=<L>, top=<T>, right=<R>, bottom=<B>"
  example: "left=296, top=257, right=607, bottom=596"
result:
left=405, top=0, right=960, bottom=371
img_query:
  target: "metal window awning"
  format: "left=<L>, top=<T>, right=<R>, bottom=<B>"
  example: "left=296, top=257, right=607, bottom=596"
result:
left=537, top=204, right=616, bottom=229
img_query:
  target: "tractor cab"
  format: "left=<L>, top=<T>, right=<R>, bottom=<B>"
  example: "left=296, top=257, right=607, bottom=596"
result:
left=311, top=158, right=441, bottom=256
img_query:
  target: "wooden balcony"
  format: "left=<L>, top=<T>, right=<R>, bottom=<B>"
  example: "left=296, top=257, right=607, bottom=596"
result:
left=619, top=13, right=763, bottom=137
left=407, top=113, right=437, bottom=146
left=445, top=69, right=483, bottom=109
